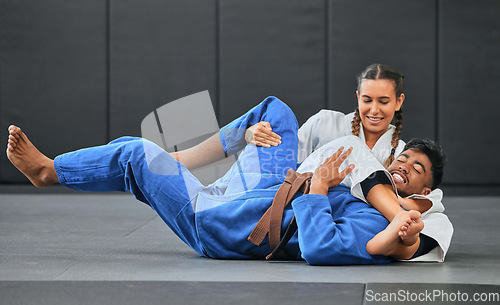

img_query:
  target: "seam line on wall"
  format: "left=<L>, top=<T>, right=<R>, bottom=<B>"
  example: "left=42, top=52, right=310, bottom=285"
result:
left=324, top=0, right=330, bottom=110
left=435, top=0, right=440, bottom=142
left=215, top=0, right=221, bottom=125
left=106, top=0, right=111, bottom=142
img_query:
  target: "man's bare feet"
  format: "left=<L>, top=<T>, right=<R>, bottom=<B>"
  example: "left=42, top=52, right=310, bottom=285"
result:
left=399, top=210, right=424, bottom=246
left=6, top=125, right=58, bottom=187
left=366, top=210, right=414, bottom=256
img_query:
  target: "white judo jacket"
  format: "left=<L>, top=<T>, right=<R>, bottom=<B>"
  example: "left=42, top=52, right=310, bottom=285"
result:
left=296, top=109, right=454, bottom=262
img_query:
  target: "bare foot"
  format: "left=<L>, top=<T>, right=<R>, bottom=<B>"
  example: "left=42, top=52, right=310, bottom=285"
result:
left=366, top=211, right=413, bottom=256
left=399, top=210, right=424, bottom=246
left=6, top=125, right=58, bottom=187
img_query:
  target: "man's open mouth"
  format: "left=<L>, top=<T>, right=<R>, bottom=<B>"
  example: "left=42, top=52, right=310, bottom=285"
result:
left=391, top=171, right=407, bottom=184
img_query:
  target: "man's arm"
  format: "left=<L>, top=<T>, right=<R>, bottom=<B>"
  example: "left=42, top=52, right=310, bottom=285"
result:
left=309, top=147, right=354, bottom=195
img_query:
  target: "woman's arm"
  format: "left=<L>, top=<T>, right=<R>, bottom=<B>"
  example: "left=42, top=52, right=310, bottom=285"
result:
left=398, top=197, right=432, bottom=214
left=365, top=184, right=403, bottom=222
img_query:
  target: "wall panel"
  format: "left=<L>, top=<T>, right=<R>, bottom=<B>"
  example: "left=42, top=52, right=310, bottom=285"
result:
left=0, top=0, right=107, bottom=182
left=439, top=0, right=500, bottom=185
left=329, top=0, right=437, bottom=141
left=219, top=0, right=326, bottom=126
left=109, top=0, right=217, bottom=138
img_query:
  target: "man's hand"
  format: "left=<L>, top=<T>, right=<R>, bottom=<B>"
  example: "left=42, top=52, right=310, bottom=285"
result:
left=309, top=147, right=355, bottom=195
left=245, top=121, right=281, bottom=148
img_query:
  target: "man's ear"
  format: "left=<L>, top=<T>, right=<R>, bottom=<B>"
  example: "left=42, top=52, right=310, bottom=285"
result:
left=396, top=93, right=405, bottom=111
left=421, top=186, right=431, bottom=196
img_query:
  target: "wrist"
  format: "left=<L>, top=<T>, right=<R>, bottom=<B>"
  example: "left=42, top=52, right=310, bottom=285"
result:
left=309, top=181, right=329, bottom=195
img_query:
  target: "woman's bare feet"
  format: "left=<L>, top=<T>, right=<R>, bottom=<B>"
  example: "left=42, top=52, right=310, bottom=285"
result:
left=6, top=125, right=58, bottom=187
left=399, top=210, right=424, bottom=246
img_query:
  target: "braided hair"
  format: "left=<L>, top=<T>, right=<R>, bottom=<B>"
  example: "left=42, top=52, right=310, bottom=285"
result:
left=350, top=64, right=404, bottom=168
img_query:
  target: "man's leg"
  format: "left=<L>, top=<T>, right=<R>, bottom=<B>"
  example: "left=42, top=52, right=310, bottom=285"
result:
left=215, top=97, right=299, bottom=194
left=7, top=126, right=206, bottom=255
left=172, top=96, right=297, bottom=173
left=6, top=125, right=58, bottom=187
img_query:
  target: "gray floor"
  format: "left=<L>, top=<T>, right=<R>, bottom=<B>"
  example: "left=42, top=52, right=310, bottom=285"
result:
left=1, top=192, right=499, bottom=304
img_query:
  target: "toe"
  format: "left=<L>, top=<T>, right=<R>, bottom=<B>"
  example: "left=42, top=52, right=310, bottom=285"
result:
left=408, top=210, right=421, bottom=220
left=9, top=125, right=21, bottom=135
left=8, top=125, right=17, bottom=132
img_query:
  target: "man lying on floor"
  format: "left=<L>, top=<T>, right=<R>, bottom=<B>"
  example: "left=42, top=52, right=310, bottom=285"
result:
left=296, top=135, right=452, bottom=262
left=6, top=97, right=452, bottom=265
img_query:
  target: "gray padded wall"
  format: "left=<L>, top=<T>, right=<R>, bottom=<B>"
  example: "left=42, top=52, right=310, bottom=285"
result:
left=219, top=0, right=325, bottom=126
left=109, top=0, right=217, bottom=138
left=328, top=0, right=437, bottom=141
left=439, top=0, right=500, bottom=186
left=0, top=0, right=107, bottom=182
left=1, top=0, right=499, bottom=193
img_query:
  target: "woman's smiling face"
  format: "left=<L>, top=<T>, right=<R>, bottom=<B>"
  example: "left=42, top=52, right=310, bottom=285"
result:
left=356, top=79, right=404, bottom=139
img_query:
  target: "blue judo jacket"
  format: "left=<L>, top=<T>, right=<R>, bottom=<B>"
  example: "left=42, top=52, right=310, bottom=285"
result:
left=195, top=179, right=392, bottom=265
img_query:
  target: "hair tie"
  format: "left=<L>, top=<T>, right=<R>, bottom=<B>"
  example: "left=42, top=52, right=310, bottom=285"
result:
left=391, top=148, right=395, bottom=155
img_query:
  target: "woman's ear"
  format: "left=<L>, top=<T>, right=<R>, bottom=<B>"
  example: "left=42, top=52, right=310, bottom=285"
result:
left=356, top=91, right=360, bottom=100
left=396, top=93, right=405, bottom=111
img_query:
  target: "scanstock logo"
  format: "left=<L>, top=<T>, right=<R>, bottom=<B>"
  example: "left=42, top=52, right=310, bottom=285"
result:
left=139, top=91, right=260, bottom=211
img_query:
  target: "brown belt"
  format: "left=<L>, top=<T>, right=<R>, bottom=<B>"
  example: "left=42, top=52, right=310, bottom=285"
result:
left=247, top=169, right=313, bottom=260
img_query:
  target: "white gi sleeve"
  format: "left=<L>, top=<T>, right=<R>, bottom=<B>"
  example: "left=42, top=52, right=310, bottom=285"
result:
left=402, top=189, right=454, bottom=262
left=297, top=110, right=352, bottom=163
left=296, top=135, right=397, bottom=202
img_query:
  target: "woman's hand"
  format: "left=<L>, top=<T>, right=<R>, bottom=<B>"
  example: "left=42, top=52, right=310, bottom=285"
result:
left=245, top=121, right=281, bottom=148
left=309, top=147, right=355, bottom=195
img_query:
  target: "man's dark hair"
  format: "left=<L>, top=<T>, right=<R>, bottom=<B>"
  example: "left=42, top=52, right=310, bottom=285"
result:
left=403, top=139, right=447, bottom=190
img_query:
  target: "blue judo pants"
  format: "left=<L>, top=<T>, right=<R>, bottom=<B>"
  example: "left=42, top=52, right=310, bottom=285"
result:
left=54, top=97, right=299, bottom=258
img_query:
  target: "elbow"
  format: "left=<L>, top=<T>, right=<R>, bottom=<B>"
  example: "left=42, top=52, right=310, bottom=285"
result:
left=301, top=244, right=342, bottom=266
left=302, top=253, right=328, bottom=266
left=301, top=239, right=371, bottom=266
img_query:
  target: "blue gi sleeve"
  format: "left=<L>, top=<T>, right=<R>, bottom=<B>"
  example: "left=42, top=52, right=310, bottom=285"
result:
left=291, top=194, right=392, bottom=266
